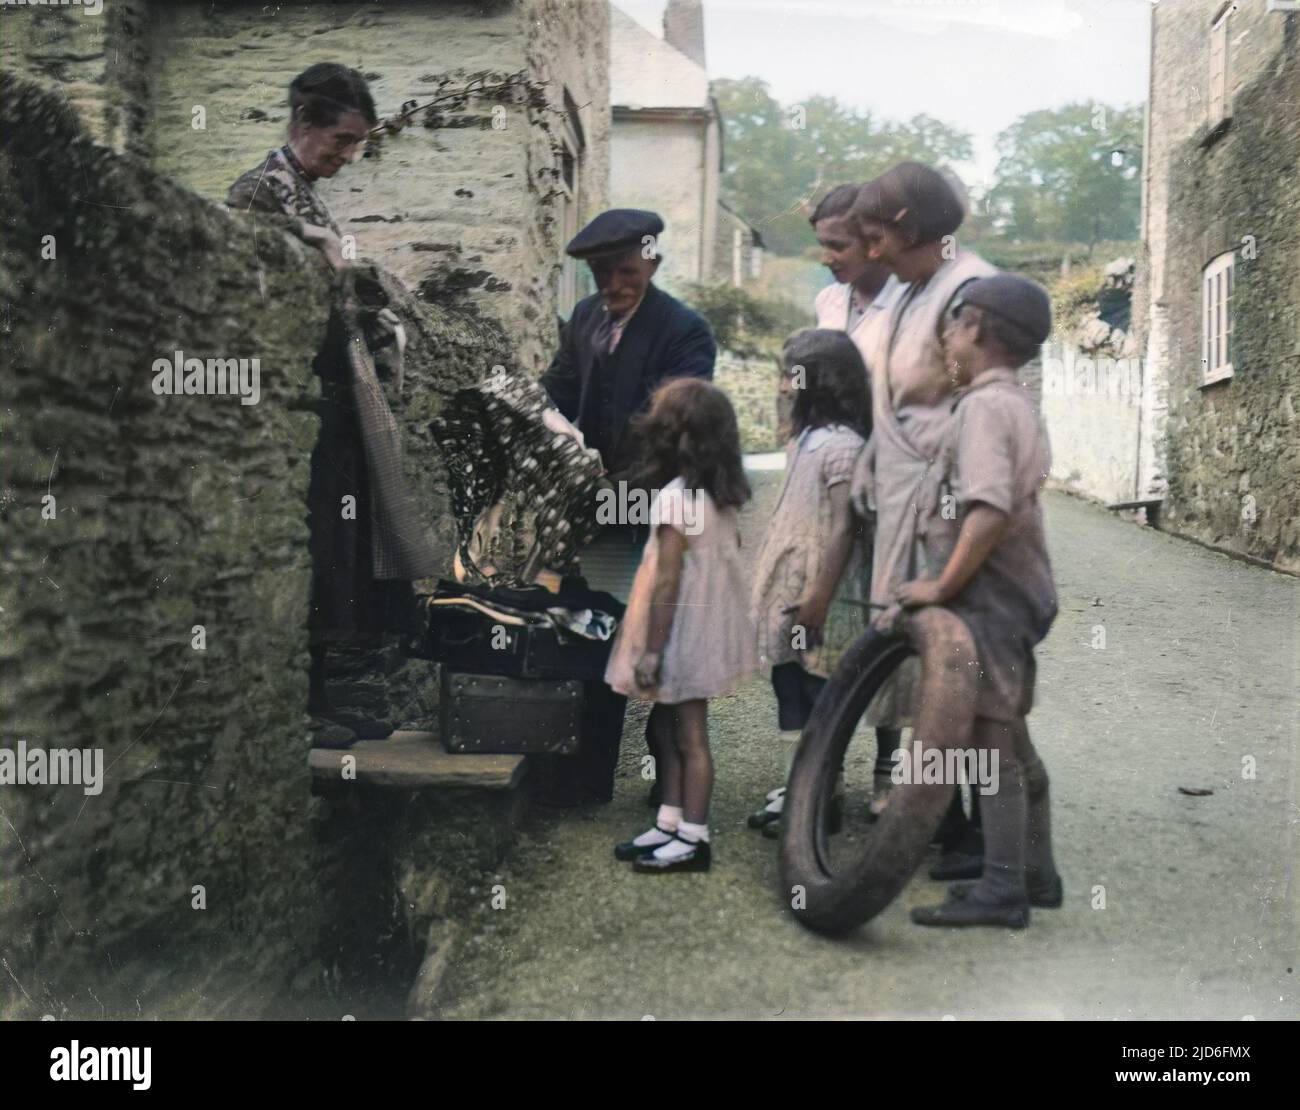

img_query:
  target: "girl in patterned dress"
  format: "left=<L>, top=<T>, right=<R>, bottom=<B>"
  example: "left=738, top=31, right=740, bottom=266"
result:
left=607, top=379, right=756, bottom=873
left=748, top=330, right=871, bottom=836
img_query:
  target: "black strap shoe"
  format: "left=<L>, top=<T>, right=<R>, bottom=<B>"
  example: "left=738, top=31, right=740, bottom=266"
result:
left=632, top=835, right=712, bottom=873
left=747, top=791, right=783, bottom=829
left=614, top=826, right=675, bottom=861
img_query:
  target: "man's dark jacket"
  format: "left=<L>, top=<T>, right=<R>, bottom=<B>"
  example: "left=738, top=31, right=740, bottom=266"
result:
left=541, top=283, right=716, bottom=474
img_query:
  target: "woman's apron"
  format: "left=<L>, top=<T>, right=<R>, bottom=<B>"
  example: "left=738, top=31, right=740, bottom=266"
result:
left=864, top=250, right=996, bottom=725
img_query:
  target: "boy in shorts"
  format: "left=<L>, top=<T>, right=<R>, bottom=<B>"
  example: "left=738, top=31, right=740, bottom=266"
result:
left=897, top=273, right=1063, bottom=928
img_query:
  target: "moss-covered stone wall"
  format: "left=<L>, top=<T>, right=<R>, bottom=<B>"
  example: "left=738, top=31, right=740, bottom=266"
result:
left=0, top=72, right=507, bottom=1018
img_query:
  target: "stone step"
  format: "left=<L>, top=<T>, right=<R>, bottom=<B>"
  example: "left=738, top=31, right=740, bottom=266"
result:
left=309, top=730, right=527, bottom=791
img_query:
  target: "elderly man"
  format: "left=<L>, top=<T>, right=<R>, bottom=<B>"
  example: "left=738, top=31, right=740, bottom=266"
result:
left=540, top=208, right=717, bottom=806
left=543, top=208, right=715, bottom=475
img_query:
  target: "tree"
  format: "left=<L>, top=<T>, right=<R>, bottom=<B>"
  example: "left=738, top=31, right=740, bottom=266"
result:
left=985, top=102, right=1144, bottom=245
left=712, top=77, right=973, bottom=257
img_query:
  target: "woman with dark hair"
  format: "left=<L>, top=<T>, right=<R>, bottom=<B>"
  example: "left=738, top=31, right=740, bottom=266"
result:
left=747, top=329, right=871, bottom=836
left=228, top=65, right=439, bottom=749
left=849, top=161, right=995, bottom=871
left=228, top=63, right=377, bottom=262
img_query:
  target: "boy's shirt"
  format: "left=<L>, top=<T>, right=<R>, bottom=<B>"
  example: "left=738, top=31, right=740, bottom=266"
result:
left=922, top=367, right=1058, bottom=718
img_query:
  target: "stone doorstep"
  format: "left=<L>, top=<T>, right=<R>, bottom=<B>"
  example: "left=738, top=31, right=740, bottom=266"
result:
left=309, top=730, right=527, bottom=790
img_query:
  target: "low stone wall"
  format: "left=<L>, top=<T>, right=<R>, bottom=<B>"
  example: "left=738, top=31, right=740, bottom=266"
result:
left=0, top=74, right=507, bottom=1018
left=715, top=352, right=781, bottom=455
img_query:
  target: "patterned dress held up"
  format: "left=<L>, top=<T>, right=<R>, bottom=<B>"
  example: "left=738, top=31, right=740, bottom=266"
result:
left=605, top=478, right=757, bottom=705
left=751, top=425, right=868, bottom=679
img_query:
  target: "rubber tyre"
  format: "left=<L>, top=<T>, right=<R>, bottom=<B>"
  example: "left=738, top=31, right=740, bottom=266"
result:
left=778, top=611, right=979, bottom=935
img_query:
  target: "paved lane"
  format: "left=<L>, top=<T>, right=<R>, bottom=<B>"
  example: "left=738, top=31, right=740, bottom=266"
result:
left=435, top=474, right=1299, bottom=1019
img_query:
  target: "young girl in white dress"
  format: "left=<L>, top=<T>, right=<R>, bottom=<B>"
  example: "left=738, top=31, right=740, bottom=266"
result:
left=606, top=379, right=757, bottom=873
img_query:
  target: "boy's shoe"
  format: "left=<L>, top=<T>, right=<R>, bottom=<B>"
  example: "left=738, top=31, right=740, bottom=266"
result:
left=911, top=892, right=1030, bottom=929
left=948, top=872, right=1063, bottom=909
left=632, top=835, right=711, bottom=873
left=929, top=850, right=984, bottom=881
left=614, top=826, right=676, bottom=861
left=760, top=818, right=781, bottom=840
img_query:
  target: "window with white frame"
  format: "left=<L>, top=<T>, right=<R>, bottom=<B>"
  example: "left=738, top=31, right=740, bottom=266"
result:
left=1202, top=251, right=1235, bottom=384
left=1208, top=4, right=1235, bottom=126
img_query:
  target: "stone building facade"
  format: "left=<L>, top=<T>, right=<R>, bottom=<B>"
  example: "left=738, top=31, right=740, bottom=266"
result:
left=0, top=0, right=610, bottom=1018
left=1133, top=0, right=1299, bottom=572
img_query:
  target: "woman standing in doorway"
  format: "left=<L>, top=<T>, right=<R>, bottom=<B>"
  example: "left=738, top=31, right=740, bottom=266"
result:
left=228, top=64, right=439, bottom=749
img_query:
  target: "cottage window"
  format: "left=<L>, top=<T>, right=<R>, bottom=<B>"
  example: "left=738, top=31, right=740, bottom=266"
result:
left=556, top=106, right=584, bottom=319
left=1208, top=4, right=1235, bottom=126
left=1201, top=251, right=1235, bottom=385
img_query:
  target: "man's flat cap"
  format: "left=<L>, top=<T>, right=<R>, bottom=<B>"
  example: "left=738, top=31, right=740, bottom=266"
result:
left=958, top=273, right=1052, bottom=345
left=566, top=208, right=664, bottom=259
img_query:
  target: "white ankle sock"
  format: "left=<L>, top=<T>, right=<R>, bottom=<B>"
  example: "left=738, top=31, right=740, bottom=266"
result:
left=764, top=793, right=784, bottom=815
left=631, top=825, right=673, bottom=848
left=656, top=804, right=683, bottom=831
left=677, top=819, right=710, bottom=844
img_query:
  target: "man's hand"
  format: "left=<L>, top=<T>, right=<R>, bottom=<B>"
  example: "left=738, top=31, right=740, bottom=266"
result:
left=633, top=650, right=662, bottom=690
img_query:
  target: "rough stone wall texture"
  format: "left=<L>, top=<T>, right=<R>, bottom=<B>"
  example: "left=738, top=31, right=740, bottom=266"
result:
left=1137, top=6, right=1299, bottom=571
left=610, top=112, right=712, bottom=294
left=147, top=0, right=609, bottom=372
left=0, top=72, right=507, bottom=1018
left=0, top=0, right=152, bottom=158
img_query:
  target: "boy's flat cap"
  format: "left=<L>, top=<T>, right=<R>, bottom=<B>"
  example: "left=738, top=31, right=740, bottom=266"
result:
left=566, top=208, right=664, bottom=259
left=958, top=273, right=1052, bottom=345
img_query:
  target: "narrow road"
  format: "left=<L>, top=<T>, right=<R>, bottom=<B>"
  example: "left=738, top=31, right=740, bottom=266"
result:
left=435, top=469, right=1299, bottom=1020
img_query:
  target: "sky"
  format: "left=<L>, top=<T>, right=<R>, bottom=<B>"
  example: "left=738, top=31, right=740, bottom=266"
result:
left=613, top=0, right=1152, bottom=193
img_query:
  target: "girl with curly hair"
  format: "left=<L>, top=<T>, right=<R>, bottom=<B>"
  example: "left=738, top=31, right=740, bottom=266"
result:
left=606, top=378, right=756, bottom=873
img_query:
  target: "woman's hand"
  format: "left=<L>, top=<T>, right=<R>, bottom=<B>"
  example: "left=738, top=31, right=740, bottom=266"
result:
left=896, top=578, right=946, bottom=609
left=633, top=650, right=662, bottom=691
left=298, top=223, right=351, bottom=272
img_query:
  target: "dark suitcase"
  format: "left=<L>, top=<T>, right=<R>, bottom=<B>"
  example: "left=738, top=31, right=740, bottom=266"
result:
left=439, top=669, right=584, bottom=755
left=414, top=583, right=619, bottom=683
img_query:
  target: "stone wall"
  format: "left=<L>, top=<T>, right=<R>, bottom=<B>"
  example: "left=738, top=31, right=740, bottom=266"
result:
left=0, top=0, right=151, bottom=158
left=1041, top=261, right=1143, bottom=506
left=146, top=0, right=609, bottom=375
left=1135, top=3, right=1299, bottom=571
left=0, top=73, right=508, bottom=1018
